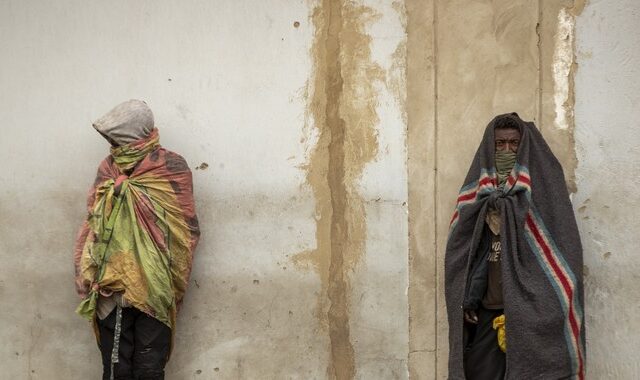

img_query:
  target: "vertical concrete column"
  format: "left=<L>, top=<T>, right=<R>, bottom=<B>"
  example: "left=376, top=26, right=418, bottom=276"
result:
left=434, top=1, right=539, bottom=377
left=406, top=0, right=438, bottom=378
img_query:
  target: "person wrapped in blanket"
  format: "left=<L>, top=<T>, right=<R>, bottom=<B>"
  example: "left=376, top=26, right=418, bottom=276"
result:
left=446, top=113, right=586, bottom=380
left=73, top=100, right=200, bottom=380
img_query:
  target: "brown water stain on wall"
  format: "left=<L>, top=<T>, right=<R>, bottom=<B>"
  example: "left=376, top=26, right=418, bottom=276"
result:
left=387, top=40, right=407, bottom=126
left=292, top=0, right=383, bottom=379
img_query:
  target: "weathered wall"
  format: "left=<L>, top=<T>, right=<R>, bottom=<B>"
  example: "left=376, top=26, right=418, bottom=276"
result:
left=0, top=1, right=323, bottom=378
left=574, top=1, right=640, bottom=378
left=406, top=0, right=639, bottom=379
left=0, top=0, right=408, bottom=379
left=295, top=0, right=408, bottom=378
left=407, top=1, right=577, bottom=378
left=0, top=0, right=638, bottom=379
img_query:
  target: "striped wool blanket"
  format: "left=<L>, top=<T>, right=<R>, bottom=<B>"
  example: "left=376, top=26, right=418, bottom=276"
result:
left=445, top=113, right=585, bottom=379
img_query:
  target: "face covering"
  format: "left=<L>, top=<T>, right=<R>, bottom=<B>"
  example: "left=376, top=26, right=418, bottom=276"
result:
left=93, top=99, right=157, bottom=173
left=495, top=151, right=517, bottom=187
left=110, top=128, right=160, bottom=172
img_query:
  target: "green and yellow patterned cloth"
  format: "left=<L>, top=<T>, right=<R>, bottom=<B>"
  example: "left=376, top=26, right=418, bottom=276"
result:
left=74, top=128, right=200, bottom=330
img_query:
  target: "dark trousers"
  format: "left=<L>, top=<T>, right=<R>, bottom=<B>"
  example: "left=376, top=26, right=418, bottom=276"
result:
left=464, top=308, right=506, bottom=380
left=98, top=307, right=171, bottom=380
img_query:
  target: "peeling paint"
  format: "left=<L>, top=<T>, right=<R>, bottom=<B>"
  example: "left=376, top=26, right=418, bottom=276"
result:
left=552, top=8, right=574, bottom=131
left=544, top=0, right=586, bottom=193
left=293, top=0, right=383, bottom=379
left=388, top=1, right=407, bottom=126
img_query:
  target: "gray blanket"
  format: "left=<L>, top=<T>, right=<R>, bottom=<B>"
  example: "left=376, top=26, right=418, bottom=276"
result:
left=445, top=113, right=585, bottom=379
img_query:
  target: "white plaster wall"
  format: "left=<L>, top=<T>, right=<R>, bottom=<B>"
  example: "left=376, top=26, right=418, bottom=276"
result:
left=0, top=1, right=326, bottom=378
left=574, top=1, right=640, bottom=378
left=0, top=1, right=409, bottom=379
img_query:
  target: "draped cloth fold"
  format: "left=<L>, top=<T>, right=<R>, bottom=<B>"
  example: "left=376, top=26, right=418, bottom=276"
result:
left=74, top=129, right=200, bottom=336
left=445, top=113, right=585, bottom=379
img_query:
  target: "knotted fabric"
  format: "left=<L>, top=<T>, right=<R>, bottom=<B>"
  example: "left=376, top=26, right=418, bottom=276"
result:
left=74, top=129, right=200, bottom=333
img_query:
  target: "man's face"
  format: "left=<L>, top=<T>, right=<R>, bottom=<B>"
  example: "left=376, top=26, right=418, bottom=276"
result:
left=495, top=128, right=521, bottom=153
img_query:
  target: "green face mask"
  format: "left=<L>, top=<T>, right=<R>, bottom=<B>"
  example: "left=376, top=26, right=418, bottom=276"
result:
left=495, top=151, right=517, bottom=187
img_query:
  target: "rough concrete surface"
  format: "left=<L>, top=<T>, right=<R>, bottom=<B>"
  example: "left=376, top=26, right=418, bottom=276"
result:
left=406, top=1, right=437, bottom=378
left=433, top=1, right=540, bottom=378
left=404, top=0, right=633, bottom=379
left=294, top=0, right=408, bottom=378
left=0, top=0, right=408, bottom=379
left=0, top=0, right=638, bottom=379
left=1, top=1, right=326, bottom=379
left=574, top=0, right=640, bottom=378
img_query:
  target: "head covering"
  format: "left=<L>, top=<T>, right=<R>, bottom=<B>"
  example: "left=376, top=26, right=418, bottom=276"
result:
left=445, top=113, right=585, bottom=379
left=93, top=99, right=155, bottom=146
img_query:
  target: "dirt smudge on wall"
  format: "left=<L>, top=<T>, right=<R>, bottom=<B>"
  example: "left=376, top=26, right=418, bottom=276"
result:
left=292, top=0, right=383, bottom=378
left=387, top=40, right=407, bottom=125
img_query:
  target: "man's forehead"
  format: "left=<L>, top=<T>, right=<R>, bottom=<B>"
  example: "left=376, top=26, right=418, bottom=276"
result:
left=495, top=128, right=521, bottom=139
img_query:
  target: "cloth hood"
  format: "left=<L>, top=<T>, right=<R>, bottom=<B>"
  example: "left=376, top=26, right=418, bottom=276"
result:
left=93, top=99, right=154, bottom=146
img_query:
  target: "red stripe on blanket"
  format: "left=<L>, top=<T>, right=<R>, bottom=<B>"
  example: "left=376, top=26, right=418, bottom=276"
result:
left=526, top=214, right=584, bottom=379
